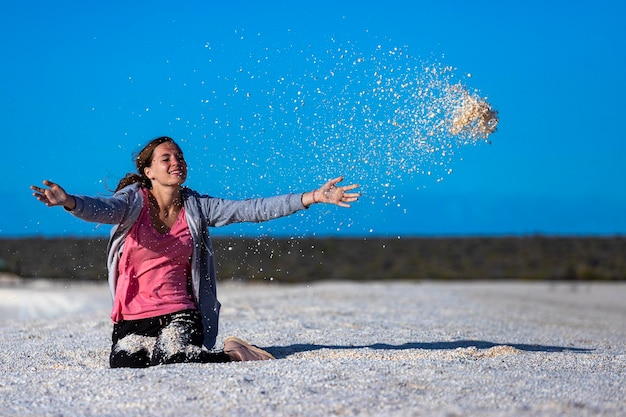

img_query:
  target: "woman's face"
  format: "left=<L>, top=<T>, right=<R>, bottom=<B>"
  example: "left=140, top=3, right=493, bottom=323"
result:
left=145, top=142, right=187, bottom=188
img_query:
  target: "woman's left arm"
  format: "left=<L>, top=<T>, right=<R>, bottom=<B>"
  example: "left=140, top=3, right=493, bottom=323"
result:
left=201, top=177, right=361, bottom=227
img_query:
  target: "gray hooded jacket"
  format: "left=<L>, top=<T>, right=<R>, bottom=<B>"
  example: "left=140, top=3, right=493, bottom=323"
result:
left=68, top=183, right=306, bottom=349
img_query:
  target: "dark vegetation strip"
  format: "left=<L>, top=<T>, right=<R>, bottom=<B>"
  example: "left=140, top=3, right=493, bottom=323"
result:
left=1, top=237, right=625, bottom=282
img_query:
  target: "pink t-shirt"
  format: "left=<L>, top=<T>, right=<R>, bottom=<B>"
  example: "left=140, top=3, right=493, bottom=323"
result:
left=111, top=189, right=196, bottom=322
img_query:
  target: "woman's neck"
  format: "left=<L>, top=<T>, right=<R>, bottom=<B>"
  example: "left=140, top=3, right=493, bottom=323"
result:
left=148, top=186, right=182, bottom=216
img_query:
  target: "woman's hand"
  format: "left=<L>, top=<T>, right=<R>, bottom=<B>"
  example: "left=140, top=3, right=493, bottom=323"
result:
left=303, top=176, right=361, bottom=208
left=30, top=180, right=76, bottom=210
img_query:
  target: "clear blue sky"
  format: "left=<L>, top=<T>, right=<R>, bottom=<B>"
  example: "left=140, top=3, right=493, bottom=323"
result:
left=2, top=0, right=625, bottom=238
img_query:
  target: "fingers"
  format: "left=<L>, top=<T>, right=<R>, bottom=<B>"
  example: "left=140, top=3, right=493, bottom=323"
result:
left=322, top=177, right=342, bottom=190
left=31, top=180, right=52, bottom=192
left=31, top=180, right=54, bottom=191
left=337, top=193, right=360, bottom=208
left=30, top=183, right=47, bottom=197
left=334, top=184, right=361, bottom=199
left=324, top=177, right=360, bottom=192
left=342, top=183, right=360, bottom=192
left=31, top=187, right=50, bottom=205
left=330, top=188, right=361, bottom=207
left=30, top=180, right=62, bottom=207
left=314, top=176, right=361, bottom=208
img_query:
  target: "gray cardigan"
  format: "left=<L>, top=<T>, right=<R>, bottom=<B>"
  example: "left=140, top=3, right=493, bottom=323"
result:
left=69, top=183, right=306, bottom=349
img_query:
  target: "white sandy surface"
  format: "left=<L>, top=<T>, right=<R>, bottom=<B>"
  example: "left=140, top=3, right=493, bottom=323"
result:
left=0, top=280, right=624, bottom=417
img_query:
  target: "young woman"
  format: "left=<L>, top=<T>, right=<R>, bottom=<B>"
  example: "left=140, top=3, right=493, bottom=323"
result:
left=31, top=136, right=360, bottom=368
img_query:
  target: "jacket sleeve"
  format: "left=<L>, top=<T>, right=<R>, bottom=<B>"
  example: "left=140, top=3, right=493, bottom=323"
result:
left=200, top=193, right=306, bottom=227
left=67, top=186, right=134, bottom=225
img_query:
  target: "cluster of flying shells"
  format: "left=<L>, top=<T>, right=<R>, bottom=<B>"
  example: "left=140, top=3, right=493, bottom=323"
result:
left=447, top=85, right=499, bottom=139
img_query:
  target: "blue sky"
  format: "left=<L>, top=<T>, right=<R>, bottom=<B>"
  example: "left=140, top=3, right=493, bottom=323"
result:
left=2, top=0, right=625, bottom=237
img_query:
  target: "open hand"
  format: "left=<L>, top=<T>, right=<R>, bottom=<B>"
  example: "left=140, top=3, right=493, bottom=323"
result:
left=314, top=176, right=361, bottom=208
left=30, top=180, right=76, bottom=210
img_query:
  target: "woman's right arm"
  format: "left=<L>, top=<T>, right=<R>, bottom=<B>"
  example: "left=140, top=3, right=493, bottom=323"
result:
left=31, top=180, right=131, bottom=225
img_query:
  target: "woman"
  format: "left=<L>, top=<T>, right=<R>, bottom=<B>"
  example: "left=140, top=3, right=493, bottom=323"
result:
left=31, top=136, right=360, bottom=368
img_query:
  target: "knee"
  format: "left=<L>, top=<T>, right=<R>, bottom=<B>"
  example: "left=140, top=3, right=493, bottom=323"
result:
left=110, top=348, right=150, bottom=368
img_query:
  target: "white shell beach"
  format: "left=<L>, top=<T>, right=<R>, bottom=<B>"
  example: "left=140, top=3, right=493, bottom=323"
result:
left=1, top=279, right=624, bottom=416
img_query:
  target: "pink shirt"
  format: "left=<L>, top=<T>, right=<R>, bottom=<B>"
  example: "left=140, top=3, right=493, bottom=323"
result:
left=111, top=189, right=196, bottom=322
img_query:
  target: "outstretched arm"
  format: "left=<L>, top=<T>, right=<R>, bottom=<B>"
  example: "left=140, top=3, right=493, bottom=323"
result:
left=31, top=180, right=76, bottom=210
left=31, top=180, right=136, bottom=225
left=301, top=176, right=361, bottom=208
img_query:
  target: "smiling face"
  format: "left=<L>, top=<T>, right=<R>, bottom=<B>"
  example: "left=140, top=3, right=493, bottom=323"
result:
left=144, top=142, right=188, bottom=189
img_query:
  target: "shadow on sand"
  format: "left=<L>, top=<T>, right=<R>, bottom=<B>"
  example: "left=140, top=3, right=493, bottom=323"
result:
left=266, top=340, right=594, bottom=359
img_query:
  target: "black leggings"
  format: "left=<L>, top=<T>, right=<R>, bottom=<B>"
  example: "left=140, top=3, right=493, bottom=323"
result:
left=110, top=309, right=230, bottom=368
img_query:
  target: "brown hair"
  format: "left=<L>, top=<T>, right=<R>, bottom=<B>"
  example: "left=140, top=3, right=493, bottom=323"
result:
left=115, top=136, right=179, bottom=192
